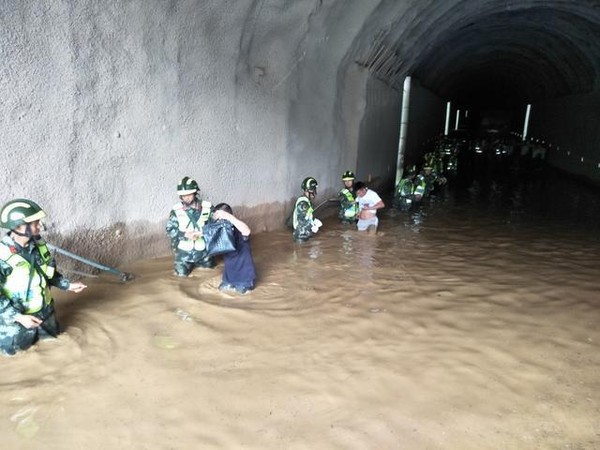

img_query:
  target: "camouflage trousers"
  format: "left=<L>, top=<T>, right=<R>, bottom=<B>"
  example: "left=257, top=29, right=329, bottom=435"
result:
left=173, top=249, right=215, bottom=276
left=0, top=305, right=59, bottom=356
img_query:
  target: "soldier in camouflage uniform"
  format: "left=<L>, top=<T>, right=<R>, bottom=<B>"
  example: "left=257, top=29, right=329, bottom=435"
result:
left=338, top=170, right=358, bottom=224
left=419, top=159, right=447, bottom=198
left=292, top=177, right=322, bottom=242
left=166, top=177, right=215, bottom=276
left=0, top=199, right=87, bottom=356
left=393, top=166, right=425, bottom=211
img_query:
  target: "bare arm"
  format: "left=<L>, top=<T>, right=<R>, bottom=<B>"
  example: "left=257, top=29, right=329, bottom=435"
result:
left=212, top=210, right=251, bottom=236
left=371, top=200, right=385, bottom=210
left=362, top=200, right=385, bottom=211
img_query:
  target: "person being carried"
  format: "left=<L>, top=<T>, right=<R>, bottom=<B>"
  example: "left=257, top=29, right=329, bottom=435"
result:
left=292, top=177, right=322, bottom=243
left=0, top=199, right=87, bottom=356
left=212, top=203, right=257, bottom=295
left=354, top=181, right=385, bottom=233
left=338, top=170, right=358, bottom=224
left=165, top=176, right=214, bottom=277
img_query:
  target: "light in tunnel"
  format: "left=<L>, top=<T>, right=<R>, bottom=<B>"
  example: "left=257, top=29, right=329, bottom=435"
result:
left=522, top=103, right=531, bottom=141
left=444, top=101, right=451, bottom=136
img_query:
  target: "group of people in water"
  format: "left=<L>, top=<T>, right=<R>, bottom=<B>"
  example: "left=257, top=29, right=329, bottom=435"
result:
left=0, top=162, right=443, bottom=356
left=291, top=172, right=386, bottom=243
left=293, top=160, right=445, bottom=244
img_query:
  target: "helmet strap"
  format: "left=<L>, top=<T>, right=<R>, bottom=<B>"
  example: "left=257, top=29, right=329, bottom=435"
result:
left=180, top=194, right=198, bottom=207
left=10, top=224, right=39, bottom=243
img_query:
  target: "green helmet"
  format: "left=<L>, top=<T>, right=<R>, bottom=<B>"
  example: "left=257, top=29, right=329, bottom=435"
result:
left=177, top=176, right=199, bottom=196
left=341, top=170, right=355, bottom=181
left=301, top=177, right=318, bottom=193
left=0, top=199, right=47, bottom=230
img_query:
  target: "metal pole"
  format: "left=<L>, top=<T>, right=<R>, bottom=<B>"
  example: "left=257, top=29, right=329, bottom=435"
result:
left=47, top=243, right=134, bottom=282
left=455, top=109, right=460, bottom=130
left=395, top=76, right=412, bottom=186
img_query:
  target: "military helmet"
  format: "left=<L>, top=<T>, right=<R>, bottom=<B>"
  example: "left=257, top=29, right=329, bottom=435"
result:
left=341, top=170, right=355, bottom=181
left=177, top=176, right=199, bottom=196
left=0, top=198, right=47, bottom=230
left=301, top=177, right=318, bottom=193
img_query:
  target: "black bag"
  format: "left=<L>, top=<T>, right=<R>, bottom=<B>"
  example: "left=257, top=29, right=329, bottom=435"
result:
left=202, top=220, right=237, bottom=256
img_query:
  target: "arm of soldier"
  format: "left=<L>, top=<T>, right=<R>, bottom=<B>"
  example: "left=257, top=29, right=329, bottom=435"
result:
left=47, top=261, right=87, bottom=293
left=296, top=201, right=317, bottom=235
left=165, top=210, right=184, bottom=247
left=366, top=199, right=385, bottom=211
left=296, top=200, right=310, bottom=224
left=338, top=191, right=349, bottom=208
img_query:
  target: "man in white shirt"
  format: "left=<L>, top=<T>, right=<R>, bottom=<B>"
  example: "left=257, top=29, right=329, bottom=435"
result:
left=354, top=181, right=385, bottom=232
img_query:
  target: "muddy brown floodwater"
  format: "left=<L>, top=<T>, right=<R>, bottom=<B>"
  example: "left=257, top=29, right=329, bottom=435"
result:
left=1, top=174, right=599, bottom=449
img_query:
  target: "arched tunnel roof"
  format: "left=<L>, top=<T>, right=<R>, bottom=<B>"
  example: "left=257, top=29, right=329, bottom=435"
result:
left=354, top=1, right=600, bottom=107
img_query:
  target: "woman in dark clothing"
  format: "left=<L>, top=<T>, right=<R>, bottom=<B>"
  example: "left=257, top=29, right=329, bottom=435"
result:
left=212, top=203, right=257, bottom=294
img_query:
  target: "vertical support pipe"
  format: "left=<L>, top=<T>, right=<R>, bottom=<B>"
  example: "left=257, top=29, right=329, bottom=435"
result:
left=522, top=104, right=531, bottom=141
left=455, top=109, right=461, bottom=130
left=395, top=76, right=412, bottom=186
left=444, top=101, right=451, bottom=136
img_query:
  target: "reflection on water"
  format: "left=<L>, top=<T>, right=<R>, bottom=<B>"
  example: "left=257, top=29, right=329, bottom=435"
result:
left=1, top=172, right=599, bottom=449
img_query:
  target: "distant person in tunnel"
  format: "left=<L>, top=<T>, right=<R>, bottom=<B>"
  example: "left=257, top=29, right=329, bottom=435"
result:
left=419, top=165, right=446, bottom=198
left=292, top=177, right=322, bottom=243
left=355, top=181, right=385, bottom=233
left=166, top=177, right=215, bottom=276
left=212, top=203, right=257, bottom=295
left=393, top=165, right=424, bottom=211
left=0, top=199, right=87, bottom=356
left=338, top=170, right=358, bottom=224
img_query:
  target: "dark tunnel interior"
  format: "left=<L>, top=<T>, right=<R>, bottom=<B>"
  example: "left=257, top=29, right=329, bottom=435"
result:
left=352, top=1, right=600, bottom=221
left=412, top=6, right=600, bottom=110
left=358, top=2, right=600, bottom=137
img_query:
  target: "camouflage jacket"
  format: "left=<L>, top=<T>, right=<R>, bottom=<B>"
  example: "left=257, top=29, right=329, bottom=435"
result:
left=0, top=234, right=70, bottom=322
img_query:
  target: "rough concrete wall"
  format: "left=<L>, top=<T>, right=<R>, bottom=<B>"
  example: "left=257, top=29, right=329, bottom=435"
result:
left=530, top=90, right=600, bottom=186
left=1, top=0, right=396, bottom=268
left=2, top=0, right=279, bottom=266
left=355, top=76, right=402, bottom=190
left=285, top=0, right=381, bottom=198
left=0, top=0, right=355, bottom=267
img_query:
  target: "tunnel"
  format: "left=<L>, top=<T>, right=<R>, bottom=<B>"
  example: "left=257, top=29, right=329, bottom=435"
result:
left=1, top=0, right=599, bottom=263
left=2, top=2, right=600, bottom=448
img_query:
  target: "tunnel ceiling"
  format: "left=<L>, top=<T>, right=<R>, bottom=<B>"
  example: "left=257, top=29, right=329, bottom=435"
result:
left=354, top=1, right=600, bottom=108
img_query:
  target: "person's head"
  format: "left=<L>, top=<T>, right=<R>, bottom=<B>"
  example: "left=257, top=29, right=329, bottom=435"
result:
left=341, top=170, right=355, bottom=189
left=405, top=165, right=417, bottom=179
left=301, top=177, right=318, bottom=200
left=177, top=176, right=199, bottom=205
left=0, top=198, right=46, bottom=241
left=354, top=181, right=367, bottom=198
left=423, top=166, right=433, bottom=175
left=214, top=202, right=233, bottom=214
